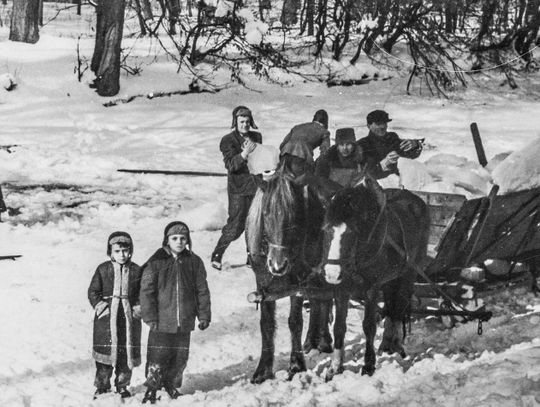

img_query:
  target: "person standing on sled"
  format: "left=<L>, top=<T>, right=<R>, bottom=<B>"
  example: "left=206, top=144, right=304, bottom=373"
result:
left=315, top=127, right=366, bottom=196
left=88, top=232, right=142, bottom=400
left=141, top=221, right=211, bottom=403
left=279, top=109, right=330, bottom=182
left=302, top=128, right=367, bottom=354
left=358, top=109, right=423, bottom=180
left=211, top=106, right=262, bottom=270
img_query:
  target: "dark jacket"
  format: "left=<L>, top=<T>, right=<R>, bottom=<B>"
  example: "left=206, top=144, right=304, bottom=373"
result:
left=88, top=261, right=142, bottom=367
left=280, top=122, right=330, bottom=164
left=220, top=130, right=262, bottom=196
left=315, top=145, right=365, bottom=198
left=357, top=131, right=422, bottom=179
left=140, top=248, right=211, bottom=334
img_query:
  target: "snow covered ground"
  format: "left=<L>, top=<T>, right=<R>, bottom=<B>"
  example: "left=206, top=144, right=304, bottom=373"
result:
left=1, top=3, right=540, bottom=406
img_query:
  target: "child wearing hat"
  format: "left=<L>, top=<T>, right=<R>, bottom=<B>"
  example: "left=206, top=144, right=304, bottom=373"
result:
left=140, top=221, right=211, bottom=403
left=87, top=231, right=142, bottom=400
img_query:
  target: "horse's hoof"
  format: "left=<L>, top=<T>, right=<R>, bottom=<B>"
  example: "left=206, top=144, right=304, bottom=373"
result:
left=317, top=336, right=333, bottom=354
left=325, top=368, right=335, bottom=382
left=251, top=371, right=274, bottom=384
left=361, top=365, right=375, bottom=376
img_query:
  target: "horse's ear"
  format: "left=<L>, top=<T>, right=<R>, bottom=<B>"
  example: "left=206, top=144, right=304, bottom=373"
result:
left=364, top=174, right=386, bottom=208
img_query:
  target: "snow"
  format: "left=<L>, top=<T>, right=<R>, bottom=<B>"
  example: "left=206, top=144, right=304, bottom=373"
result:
left=1, top=3, right=540, bottom=406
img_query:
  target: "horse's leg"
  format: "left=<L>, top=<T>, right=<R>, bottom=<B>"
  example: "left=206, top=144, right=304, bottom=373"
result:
left=362, top=288, right=379, bottom=376
left=325, top=291, right=349, bottom=381
left=288, top=295, right=306, bottom=380
left=303, top=297, right=320, bottom=353
left=252, top=300, right=276, bottom=384
left=379, top=275, right=412, bottom=358
left=317, top=298, right=333, bottom=353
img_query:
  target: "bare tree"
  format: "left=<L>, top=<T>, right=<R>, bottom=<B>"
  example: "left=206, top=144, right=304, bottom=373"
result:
left=9, top=0, right=40, bottom=43
left=91, top=0, right=126, bottom=96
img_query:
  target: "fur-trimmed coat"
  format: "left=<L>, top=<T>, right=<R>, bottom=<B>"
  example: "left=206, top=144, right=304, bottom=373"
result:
left=88, top=261, right=142, bottom=368
left=140, top=248, right=211, bottom=334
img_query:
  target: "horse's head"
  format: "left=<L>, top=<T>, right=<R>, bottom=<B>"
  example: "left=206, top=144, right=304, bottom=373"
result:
left=321, top=184, right=382, bottom=285
left=246, top=168, right=305, bottom=277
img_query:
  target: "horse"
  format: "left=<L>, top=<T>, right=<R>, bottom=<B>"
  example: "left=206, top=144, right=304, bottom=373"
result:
left=320, top=179, right=430, bottom=379
left=245, top=159, right=329, bottom=384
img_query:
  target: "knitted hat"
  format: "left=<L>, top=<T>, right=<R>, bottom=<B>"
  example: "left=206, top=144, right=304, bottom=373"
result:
left=231, top=105, right=258, bottom=129
left=335, top=128, right=356, bottom=144
left=366, top=110, right=392, bottom=125
left=106, top=231, right=133, bottom=256
left=162, top=221, right=192, bottom=249
left=313, top=109, right=329, bottom=129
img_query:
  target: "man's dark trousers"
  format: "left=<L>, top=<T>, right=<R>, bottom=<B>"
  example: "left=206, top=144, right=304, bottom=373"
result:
left=213, top=193, right=254, bottom=259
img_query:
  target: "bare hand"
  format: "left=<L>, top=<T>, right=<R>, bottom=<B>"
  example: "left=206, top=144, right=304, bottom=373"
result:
left=147, top=321, right=158, bottom=331
left=95, top=301, right=109, bottom=318
left=132, top=305, right=141, bottom=319
left=381, top=151, right=399, bottom=171
left=399, top=139, right=418, bottom=152
left=241, top=139, right=257, bottom=159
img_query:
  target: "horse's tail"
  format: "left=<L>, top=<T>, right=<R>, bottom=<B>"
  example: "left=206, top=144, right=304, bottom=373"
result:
left=246, top=187, right=265, bottom=257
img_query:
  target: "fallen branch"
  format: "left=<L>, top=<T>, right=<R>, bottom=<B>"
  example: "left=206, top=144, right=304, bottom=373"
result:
left=118, top=168, right=227, bottom=177
left=103, top=86, right=224, bottom=107
left=0, top=255, right=22, bottom=261
left=0, top=145, right=20, bottom=153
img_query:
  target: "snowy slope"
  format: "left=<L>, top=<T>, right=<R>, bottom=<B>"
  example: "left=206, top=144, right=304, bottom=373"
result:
left=1, top=3, right=540, bottom=407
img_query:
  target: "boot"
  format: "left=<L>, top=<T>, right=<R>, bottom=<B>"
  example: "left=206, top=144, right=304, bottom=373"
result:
left=117, top=387, right=131, bottom=398
left=142, top=388, right=157, bottom=404
left=93, top=388, right=110, bottom=400
left=211, top=252, right=222, bottom=270
left=163, top=384, right=182, bottom=399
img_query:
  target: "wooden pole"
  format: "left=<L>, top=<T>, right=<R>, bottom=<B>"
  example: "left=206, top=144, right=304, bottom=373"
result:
left=470, top=122, right=488, bottom=167
left=118, top=168, right=227, bottom=177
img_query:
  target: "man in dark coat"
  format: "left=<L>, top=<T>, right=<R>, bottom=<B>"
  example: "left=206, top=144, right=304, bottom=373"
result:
left=279, top=110, right=330, bottom=182
left=315, top=127, right=365, bottom=199
left=88, top=231, right=142, bottom=399
left=211, top=106, right=262, bottom=270
left=141, top=221, right=211, bottom=403
left=357, top=110, right=423, bottom=179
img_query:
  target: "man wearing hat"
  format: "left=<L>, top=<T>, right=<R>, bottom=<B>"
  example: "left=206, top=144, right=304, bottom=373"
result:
left=315, top=127, right=366, bottom=198
left=211, top=106, right=262, bottom=270
left=357, top=110, right=423, bottom=179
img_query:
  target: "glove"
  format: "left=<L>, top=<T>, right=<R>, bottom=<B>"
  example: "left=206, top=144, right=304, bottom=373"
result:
left=132, top=304, right=141, bottom=319
left=198, top=320, right=210, bottom=331
left=380, top=151, right=399, bottom=171
left=147, top=321, right=158, bottom=332
left=95, top=301, right=109, bottom=318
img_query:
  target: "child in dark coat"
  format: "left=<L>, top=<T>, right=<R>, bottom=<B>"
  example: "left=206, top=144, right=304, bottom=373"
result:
left=88, top=231, right=142, bottom=399
left=140, top=221, right=211, bottom=403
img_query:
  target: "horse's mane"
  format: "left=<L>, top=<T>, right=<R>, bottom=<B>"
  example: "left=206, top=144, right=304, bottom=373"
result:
left=246, top=171, right=298, bottom=256
left=325, top=184, right=380, bottom=228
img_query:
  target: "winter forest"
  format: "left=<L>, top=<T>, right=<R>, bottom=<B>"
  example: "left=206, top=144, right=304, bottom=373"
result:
left=1, top=0, right=540, bottom=406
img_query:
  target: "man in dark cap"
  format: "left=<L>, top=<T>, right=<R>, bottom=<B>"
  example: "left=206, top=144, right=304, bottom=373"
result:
left=211, top=106, right=262, bottom=270
left=357, top=110, right=423, bottom=179
left=279, top=110, right=330, bottom=182
left=315, top=127, right=366, bottom=198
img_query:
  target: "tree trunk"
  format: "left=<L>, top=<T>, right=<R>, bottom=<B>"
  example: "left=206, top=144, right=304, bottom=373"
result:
left=9, top=0, right=40, bottom=43
left=281, top=0, right=301, bottom=26
left=91, top=0, right=126, bottom=96
left=165, top=0, right=181, bottom=35
left=306, top=0, right=314, bottom=35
